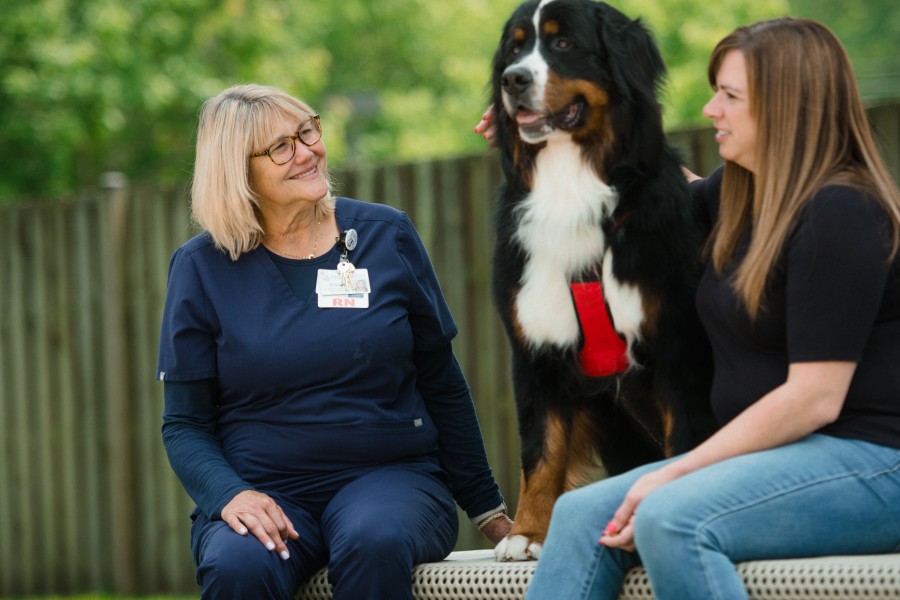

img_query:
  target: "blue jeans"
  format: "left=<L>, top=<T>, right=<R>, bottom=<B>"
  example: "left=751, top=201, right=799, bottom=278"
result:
left=525, top=434, right=900, bottom=600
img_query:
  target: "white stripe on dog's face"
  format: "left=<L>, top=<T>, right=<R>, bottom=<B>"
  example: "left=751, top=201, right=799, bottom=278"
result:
left=537, top=0, right=557, bottom=12
left=513, top=52, right=549, bottom=111
left=501, top=2, right=551, bottom=122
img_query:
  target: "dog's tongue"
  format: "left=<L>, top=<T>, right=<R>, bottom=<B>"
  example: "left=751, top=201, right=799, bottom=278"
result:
left=515, top=109, right=542, bottom=124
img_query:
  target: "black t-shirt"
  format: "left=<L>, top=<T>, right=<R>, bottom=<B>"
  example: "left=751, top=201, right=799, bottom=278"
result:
left=693, top=168, right=900, bottom=449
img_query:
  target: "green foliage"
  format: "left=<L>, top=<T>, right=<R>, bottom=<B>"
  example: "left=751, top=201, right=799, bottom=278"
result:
left=617, top=0, right=790, bottom=127
left=646, top=0, right=900, bottom=126
left=1, top=0, right=899, bottom=203
left=785, top=0, right=900, bottom=102
left=0, top=0, right=330, bottom=201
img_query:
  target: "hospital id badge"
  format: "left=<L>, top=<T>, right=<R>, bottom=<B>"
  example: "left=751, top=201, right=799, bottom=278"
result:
left=316, top=268, right=371, bottom=309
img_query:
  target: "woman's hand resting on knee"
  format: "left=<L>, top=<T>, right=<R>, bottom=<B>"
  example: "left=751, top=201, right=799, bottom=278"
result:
left=221, top=490, right=301, bottom=560
left=599, top=466, right=681, bottom=552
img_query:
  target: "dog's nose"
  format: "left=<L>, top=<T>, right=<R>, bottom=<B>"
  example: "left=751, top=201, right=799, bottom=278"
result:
left=502, top=66, right=533, bottom=95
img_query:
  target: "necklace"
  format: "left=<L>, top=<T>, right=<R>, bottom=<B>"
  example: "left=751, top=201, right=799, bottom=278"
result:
left=307, top=219, right=320, bottom=258
left=264, top=218, right=320, bottom=259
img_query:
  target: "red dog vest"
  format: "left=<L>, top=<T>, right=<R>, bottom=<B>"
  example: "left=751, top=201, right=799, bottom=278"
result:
left=570, top=281, right=629, bottom=377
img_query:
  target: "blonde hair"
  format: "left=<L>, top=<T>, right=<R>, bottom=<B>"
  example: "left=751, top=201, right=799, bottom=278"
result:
left=191, top=84, right=335, bottom=260
left=707, top=18, right=900, bottom=318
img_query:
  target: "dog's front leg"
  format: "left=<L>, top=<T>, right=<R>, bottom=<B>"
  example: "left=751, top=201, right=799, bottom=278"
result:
left=495, top=412, right=572, bottom=561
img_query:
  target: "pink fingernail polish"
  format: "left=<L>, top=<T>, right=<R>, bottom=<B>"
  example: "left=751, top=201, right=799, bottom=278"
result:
left=604, top=521, right=619, bottom=535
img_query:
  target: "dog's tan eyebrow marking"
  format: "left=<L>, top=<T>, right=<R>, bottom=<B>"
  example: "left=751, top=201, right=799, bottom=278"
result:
left=543, top=20, right=559, bottom=35
left=513, top=26, right=526, bottom=42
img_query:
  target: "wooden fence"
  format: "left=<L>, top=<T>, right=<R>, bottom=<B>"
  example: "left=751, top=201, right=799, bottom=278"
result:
left=1, top=103, right=899, bottom=595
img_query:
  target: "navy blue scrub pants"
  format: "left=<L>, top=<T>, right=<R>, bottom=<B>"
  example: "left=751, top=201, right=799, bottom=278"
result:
left=190, top=467, right=459, bottom=600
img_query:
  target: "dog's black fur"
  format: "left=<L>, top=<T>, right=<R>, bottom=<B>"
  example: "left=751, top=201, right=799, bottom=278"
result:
left=489, top=0, right=717, bottom=560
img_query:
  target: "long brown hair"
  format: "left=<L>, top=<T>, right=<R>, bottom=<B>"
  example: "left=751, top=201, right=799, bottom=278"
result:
left=708, top=18, right=900, bottom=317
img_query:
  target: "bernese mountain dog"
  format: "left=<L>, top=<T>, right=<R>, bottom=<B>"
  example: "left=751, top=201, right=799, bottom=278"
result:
left=489, top=0, right=717, bottom=561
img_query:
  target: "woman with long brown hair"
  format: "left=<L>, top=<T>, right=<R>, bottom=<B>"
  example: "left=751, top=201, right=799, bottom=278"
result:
left=522, top=17, right=900, bottom=600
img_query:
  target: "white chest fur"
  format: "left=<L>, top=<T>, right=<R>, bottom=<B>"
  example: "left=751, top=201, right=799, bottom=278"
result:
left=512, top=140, right=644, bottom=354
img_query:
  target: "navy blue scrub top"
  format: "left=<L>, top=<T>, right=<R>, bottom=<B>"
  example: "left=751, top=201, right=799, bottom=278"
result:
left=157, top=198, right=458, bottom=496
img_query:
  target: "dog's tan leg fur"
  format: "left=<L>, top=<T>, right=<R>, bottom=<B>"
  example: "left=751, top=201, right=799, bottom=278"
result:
left=510, top=410, right=600, bottom=545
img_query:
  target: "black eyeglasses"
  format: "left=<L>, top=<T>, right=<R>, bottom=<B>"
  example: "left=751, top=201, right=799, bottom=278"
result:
left=251, top=115, right=322, bottom=165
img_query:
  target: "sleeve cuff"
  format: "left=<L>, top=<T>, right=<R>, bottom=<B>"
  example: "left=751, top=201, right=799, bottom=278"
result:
left=470, top=503, right=507, bottom=527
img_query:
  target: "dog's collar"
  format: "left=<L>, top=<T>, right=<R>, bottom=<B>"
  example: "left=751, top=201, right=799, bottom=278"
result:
left=609, top=209, right=632, bottom=234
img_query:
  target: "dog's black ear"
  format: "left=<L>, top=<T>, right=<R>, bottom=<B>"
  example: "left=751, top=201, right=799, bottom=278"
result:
left=594, top=1, right=668, bottom=175
left=490, top=21, right=511, bottom=110
left=595, top=2, right=666, bottom=107
left=490, top=15, right=530, bottom=184
left=490, top=22, right=513, bottom=174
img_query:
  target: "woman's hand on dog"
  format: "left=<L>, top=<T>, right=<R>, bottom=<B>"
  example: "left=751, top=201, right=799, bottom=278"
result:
left=681, top=165, right=702, bottom=182
left=221, top=489, right=301, bottom=559
left=474, top=106, right=498, bottom=147
left=479, top=512, right=514, bottom=544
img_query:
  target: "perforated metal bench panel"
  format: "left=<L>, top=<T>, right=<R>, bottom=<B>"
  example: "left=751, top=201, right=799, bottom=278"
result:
left=295, top=549, right=900, bottom=599
left=729, top=554, right=900, bottom=600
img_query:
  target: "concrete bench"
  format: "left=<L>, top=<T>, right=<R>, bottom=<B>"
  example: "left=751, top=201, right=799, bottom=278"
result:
left=295, top=548, right=900, bottom=599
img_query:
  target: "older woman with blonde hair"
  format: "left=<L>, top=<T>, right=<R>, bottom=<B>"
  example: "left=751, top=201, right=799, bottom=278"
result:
left=190, top=86, right=336, bottom=260
left=520, top=17, right=900, bottom=600
left=158, top=84, right=512, bottom=600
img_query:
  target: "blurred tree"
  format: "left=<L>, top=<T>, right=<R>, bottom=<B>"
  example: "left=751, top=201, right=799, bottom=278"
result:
left=0, top=0, right=329, bottom=201
left=294, top=0, right=525, bottom=164
left=616, top=0, right=789, bottom=127
left=635, top=0, right=900, bottom=127
left=784, top=0, right=900, bottom=102
left=0, top=0, right=898, bottom=203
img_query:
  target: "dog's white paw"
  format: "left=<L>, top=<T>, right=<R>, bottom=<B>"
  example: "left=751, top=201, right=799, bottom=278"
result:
left=494, top=534, right=542, bottom=561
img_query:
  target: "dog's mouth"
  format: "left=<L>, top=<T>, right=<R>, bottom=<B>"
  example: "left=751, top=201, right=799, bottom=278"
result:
left=552, top=99, right=587, bottom=130
left=513, top=98, right=586, bottom=140
left=512, top=106, right=552, bottom=141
